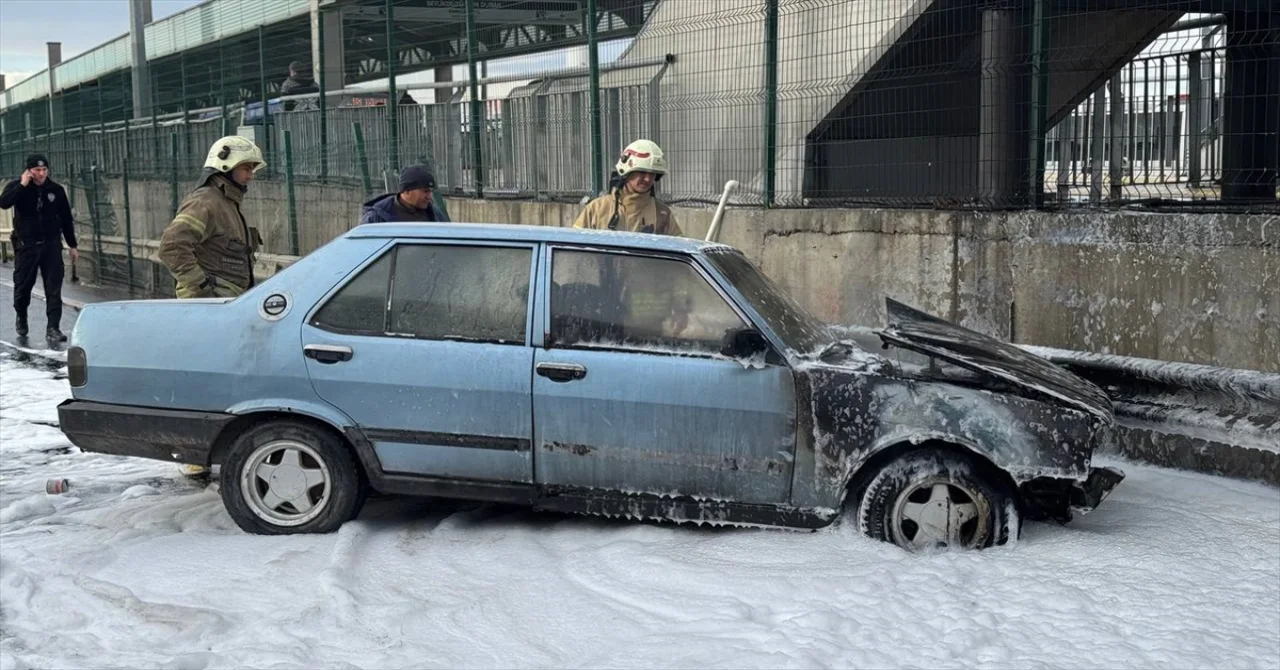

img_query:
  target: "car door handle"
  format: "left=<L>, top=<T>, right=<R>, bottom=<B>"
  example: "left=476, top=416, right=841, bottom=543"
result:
left=536, top=362, right=587, bottom=383
left=304, top=344, right=353, bottom=364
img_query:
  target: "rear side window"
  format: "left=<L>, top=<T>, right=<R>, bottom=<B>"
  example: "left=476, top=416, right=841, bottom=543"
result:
left=309, top=243, right=532, bottom=345
left=310, top=250, right=393, bottom=334
left=389, top=245, right=531, bottom=344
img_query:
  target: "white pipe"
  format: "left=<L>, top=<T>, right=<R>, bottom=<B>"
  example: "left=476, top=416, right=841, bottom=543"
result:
left=705, top=180, right=739, bottom=242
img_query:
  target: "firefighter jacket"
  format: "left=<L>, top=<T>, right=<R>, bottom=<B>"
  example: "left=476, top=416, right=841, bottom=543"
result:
left=158, top=172, right=259, bottom=298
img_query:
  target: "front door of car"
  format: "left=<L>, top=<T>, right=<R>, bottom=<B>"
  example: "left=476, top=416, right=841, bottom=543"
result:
left=532, top=246, right=797, bottom=505
left=301, top=240, right=538, bottom=483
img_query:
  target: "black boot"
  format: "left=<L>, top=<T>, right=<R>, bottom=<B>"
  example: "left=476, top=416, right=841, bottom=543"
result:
left=46, top=327, right=66, bottom=342
left=15, top=314, right=28, bottom=337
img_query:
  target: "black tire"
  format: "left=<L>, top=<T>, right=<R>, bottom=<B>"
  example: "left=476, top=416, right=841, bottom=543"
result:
left=855, top=448, right=1015, bottom=552
left=219, top=420, right=366, bottom=535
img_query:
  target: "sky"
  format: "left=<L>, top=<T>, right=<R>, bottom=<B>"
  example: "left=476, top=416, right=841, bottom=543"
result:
left=0, top=0, right=205, bottom=85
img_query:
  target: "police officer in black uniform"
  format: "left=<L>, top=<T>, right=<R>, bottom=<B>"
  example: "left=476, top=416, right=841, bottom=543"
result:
left=0, top=154, right=79, bottom=341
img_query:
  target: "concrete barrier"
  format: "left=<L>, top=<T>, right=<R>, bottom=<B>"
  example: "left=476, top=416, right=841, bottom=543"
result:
left=78, top=176, right=1279, bottom=371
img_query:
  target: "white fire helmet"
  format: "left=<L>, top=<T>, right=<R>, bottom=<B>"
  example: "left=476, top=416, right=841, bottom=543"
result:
left=203, top=135, right=267, bottom=174
left=615, top=139, right=667, bottom=178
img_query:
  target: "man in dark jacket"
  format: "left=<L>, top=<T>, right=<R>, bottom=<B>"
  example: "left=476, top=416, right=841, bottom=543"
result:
left=360, top=165, right=450, bottom=224
left=0, top=154, right=79, bottom=341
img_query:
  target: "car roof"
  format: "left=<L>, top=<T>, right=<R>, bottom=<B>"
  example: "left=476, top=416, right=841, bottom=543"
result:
left=344, top=221, right=733, bottom=255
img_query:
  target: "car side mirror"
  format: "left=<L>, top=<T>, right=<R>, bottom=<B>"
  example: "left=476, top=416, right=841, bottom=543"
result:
left=721, top=327, right=770, bottom=359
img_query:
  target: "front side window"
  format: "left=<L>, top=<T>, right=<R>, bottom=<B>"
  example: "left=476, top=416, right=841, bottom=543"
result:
left=549, top=248, right=748, bottom=355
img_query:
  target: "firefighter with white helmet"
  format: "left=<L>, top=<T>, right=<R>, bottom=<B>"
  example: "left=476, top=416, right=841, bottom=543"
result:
left=158, top=135, right=265, bottom=301
left=572, top=139, right=682, bottom=236
left=157, top=135, right=266, bottom=479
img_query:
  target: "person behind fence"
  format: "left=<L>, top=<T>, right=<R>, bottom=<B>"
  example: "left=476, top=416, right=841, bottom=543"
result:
left=360, top=165, right=450, bottom=224
left=280, top=60, right=318, bottom=97
left=0, top=154, right=79, bottom=342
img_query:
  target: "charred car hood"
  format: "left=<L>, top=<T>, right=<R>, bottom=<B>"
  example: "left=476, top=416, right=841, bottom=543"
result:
left=878, top=298, right=1115, bottom=423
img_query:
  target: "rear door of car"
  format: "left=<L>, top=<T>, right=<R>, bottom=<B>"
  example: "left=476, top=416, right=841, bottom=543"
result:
left=530, top=244, right=797, bottom=505
left=301, top=238, right=539, bottom=483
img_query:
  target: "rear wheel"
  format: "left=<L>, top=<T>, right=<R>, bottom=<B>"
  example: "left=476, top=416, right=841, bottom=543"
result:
left=219, top=420, right=366, bottom=534
left=856, top=448, right=1014, bottom=552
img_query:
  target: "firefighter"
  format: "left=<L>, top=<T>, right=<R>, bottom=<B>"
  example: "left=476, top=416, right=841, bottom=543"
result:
left=157, top=135, right=265, bottom=479
left=572, top=139, right=682, bottom=236
left=572, top=139, right=690, bottom=340
left=158, top=135, right=264, bottom=300
left=0, top=154, right=79, bottom=341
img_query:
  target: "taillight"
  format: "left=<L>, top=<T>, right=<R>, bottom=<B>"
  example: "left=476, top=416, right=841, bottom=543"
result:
left=67, top=346, right=87, bottom=387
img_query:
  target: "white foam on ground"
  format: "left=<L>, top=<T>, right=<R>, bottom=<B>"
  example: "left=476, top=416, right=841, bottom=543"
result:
left=1, top=358, right=1277, bottom=669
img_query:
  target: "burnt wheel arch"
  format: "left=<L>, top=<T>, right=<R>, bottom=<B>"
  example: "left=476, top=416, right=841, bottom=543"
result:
left=842, top=440, right=1022, bottom=516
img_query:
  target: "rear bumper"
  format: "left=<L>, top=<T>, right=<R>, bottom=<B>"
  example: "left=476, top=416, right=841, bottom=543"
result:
left=57, top=399, right=235, bottom=466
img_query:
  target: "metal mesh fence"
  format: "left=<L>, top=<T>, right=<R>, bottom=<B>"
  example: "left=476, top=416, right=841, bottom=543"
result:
left=1, top=0, right=1276, bottom=295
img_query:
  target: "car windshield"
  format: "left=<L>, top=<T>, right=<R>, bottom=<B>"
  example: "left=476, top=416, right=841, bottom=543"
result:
left=703, top=247, right=835, bottom=357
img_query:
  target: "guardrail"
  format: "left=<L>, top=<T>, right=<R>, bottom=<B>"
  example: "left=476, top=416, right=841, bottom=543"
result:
left=1019, top=345, right=1279, bottom=485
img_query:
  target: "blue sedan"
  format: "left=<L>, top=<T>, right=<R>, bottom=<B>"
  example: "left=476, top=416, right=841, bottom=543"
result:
left=57, top=222, right=1123, bottom=552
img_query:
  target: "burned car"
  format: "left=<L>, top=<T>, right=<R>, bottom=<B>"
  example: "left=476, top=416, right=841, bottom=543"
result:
left=57, top=222, right=1123, bottom=551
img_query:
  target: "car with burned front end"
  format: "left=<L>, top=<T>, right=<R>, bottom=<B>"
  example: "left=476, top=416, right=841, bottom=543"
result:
left=57, top=222, right=1123, bottom=552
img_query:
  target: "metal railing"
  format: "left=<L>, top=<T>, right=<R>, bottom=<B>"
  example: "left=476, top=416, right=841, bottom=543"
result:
left=1046, top=46, right=1229, bottom=204
left=2, top=2, right=1275, bottom=214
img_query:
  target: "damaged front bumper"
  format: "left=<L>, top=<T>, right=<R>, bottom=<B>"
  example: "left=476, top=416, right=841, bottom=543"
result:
left=1068, top=466, right=1126, bottom=514
left=1021, top=465, right=1125, bottom=523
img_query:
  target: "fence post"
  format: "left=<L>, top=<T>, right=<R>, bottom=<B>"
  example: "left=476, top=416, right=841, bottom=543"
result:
left=150, top=73, right=161, bottom=179
left=1090, top=87, right=1105, bottom=204
left=285, top=130, right=299, bottom=255
left=122, top=122, right=136, bottom=296
left=67, top=149, right=77, bottom=214
left=465, top=0, right=484, bottom=197
left=586, top=0, right=603, bottom=196
left=170, top=132, right=180, bottom=218
left=1028, top=0, right=1048, bottom=208
left=86, top=165, right=103, bottom=281
left=257, top=25, right=271, bottom=175
left=385, top=0, right=400, bottom=174
left=220, top=64, right=230, bottom=137
left=318, top=5, right=329, bottom=183
left=353, top=122, right=372, bottom=198
left=1187, top=51, right=1202, bottom=189
left=763, top=0, right=779, bottom=208
left=1109, top=75, right=1124, bottom=202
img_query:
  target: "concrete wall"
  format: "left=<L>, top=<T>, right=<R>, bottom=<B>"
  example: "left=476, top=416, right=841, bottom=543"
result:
left=72, top=176, right=1279, bottom=372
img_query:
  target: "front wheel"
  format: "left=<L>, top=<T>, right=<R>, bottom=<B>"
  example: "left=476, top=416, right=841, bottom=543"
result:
left=219, top=420, right=366, bottom=534
left=856, top=449, right=1015, bottom=552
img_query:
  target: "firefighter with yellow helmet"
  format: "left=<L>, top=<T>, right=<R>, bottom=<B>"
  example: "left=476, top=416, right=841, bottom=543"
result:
left=573, top=139, right=690, bottom=340
left=158, top=135, right=265, bottom=300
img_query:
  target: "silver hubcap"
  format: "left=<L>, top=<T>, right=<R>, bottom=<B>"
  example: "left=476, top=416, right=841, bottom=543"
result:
left=890, top=478, right=990, bottom=551
left=241, top=440, right=332, bottom=526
